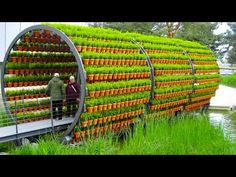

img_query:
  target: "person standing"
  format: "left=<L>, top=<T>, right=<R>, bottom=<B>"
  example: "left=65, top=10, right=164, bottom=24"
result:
left=66, top=76, right=80, bottom=117
left=46, top=73, right=66, bottom=120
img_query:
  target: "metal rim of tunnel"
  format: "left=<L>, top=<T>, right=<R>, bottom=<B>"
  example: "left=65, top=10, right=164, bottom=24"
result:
left=1, top=25, right=86, bottom=140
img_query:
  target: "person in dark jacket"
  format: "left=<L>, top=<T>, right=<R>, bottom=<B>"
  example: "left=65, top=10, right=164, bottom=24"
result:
left=46, top=73, right=66, bottom=120
left=66, top=75, right=80, bottom=117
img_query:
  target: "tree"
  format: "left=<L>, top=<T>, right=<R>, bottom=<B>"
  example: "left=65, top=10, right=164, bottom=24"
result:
left=102, top=22, right=157, bottom=35
left=89, top=22, right=182, bottom=37
left=89, top=22, right=227, bottom=61
left=175, top=22, right=227, bottom=60
left=225, top=22, right=236, bottom=64
left=166, top=22, right=181, bottom=38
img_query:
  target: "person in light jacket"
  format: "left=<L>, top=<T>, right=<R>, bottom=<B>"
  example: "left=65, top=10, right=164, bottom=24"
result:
left=66, top=76, right=80, bottom=117
left=46, top=73, right=66, bottom=120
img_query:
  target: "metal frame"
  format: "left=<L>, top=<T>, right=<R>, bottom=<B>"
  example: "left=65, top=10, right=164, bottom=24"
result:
left=0, top=122, right=71, bottom=144
left=131, top=39, right=155, bottom=101
left=1, top=25, right=86, bottom=139
left=175, top=44, right=196, bottom=105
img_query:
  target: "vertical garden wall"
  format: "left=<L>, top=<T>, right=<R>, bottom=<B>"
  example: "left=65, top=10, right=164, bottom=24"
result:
left=1, top=23, right=220, bottom=138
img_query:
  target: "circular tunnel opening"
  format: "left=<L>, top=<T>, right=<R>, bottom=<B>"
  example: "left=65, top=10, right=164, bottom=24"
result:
left=1, top=25, right=86, bottom=136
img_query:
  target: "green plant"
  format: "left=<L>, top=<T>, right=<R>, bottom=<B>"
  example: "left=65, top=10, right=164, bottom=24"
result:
left=74, top=125, right=80, bottom=132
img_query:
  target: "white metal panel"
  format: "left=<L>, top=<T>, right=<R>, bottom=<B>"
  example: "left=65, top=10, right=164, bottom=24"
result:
left=0, top=23, right=6, bottom=62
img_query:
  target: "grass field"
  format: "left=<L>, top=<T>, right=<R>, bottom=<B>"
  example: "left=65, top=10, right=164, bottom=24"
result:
left=10, top=113, right=236, bottom=155
left=221, top=73, right=236, bottom=88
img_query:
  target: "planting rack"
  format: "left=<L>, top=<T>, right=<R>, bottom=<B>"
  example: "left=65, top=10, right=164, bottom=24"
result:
left=0, top=24, right=219, bottom=144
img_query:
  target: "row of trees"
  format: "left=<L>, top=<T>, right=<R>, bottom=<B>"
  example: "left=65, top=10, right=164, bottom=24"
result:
left=90, top=22, right=236, bottom=64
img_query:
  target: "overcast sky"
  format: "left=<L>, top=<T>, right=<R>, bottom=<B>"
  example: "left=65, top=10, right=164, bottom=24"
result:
left=214, top=22, right=230, bottom=35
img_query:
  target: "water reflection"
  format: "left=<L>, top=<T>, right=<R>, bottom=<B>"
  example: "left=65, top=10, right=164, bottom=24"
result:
left=208, top=111, right=236, bottom=141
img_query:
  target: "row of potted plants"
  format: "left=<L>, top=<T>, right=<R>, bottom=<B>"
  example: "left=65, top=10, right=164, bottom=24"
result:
left=59, top=24, right=210, bottom=51
left=155, top=75, right=193, bottom=82
left=86, top=66, right=150, bottom=82
left=9, top=98, right=50, bottom=110
left=154, top=85, right=193, bottom=99
left=6, top=67, right=77, bottom=75
left=6, top=87, right=47, bottom=97
left=87, top=79, right=150, bottom=92
left=89, top=85, right=151, bottom=97
left=148, top=50, right=213, bottom=58
left=86, top=91, right=150, bottom=106
left=80, top=104, right=144, bottom=127
left=86, top=91, right=150, bottom=113
left=148, top=106, right=182, bottom=118
left=73, top=37, right=139, bottom=53
left=195, top=74, right=220, bottom=84
left=81, top=52, right=147, bottom=65
left=191, top=94, right=215, bottom=102
left=87, top=79, right=150, bottom=97
left=195, top=74, right=220, bottom=80
left=160, top=64, right=217, bottom=72
left=191, top=91, right=215, bottom=98
left=155, top=69, right=192, bottom=75
left=195, top=70, right=219, bottom=74
left=87, top=72, right=150, bottom=82
left=69, top=34, right=212, bottom=57
left=149, top=53, right=216, bottom=61
left=15, top=41, right=70, bottom=52
left=10, top=51, right=75, bottom=63
left=81, top=51, right=146, bottom=60
left=154, top=84, right=192, bottom=95
left=184, top=100, right=210, bottom=112
left=194, top=82, right=219, bottom=91
left=156, top=80, right=193, bottom=88
left=4, top=73, right=72, bottom=87
left=154, top=74, right=219, bottom=88
left=151, top=95, right=189, bottom=105
left=16, top=110, right=50, bottom=123
left=83, top=58, right=147, bottom=66
left=6, top=62, right=77, bottom=69
left=23, top=30, right=62, bottom=44
left=49, top=23, right=208, bottom=50
left=153, top=64, right=191, bottom=70
left=74, top=118, right=136, bottom=140
left=25, top=29, right=60, bottom=39
left=194, top=65, right=219, bottom=70
left=150, top=96, right=188, bottom=110
left=144, top=43, right=198, bottom=53
left=86, top=66, right=150, bottom=74
left=151, top=59, right=189, bottom=65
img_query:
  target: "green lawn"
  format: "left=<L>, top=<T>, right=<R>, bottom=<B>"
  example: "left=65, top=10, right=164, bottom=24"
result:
left=10, top=113, right=236, bottom=155
left=221, top=73, right=236, bottom=88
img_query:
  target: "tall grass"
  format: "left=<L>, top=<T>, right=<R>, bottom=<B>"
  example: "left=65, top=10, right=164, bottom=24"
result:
left=221, top=73, right=236, bottom=88
left=11, top=113, right=236, bottom=155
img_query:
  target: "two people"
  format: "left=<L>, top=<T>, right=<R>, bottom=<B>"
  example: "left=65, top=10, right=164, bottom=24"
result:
left=46, top=73, right=80, bottom=120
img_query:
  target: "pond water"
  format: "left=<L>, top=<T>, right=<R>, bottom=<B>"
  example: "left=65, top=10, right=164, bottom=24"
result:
left=208, top=110, right=236, bottom=141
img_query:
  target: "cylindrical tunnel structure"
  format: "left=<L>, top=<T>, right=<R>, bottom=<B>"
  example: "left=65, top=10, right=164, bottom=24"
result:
left=1, top=24, right=220, bottom=137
